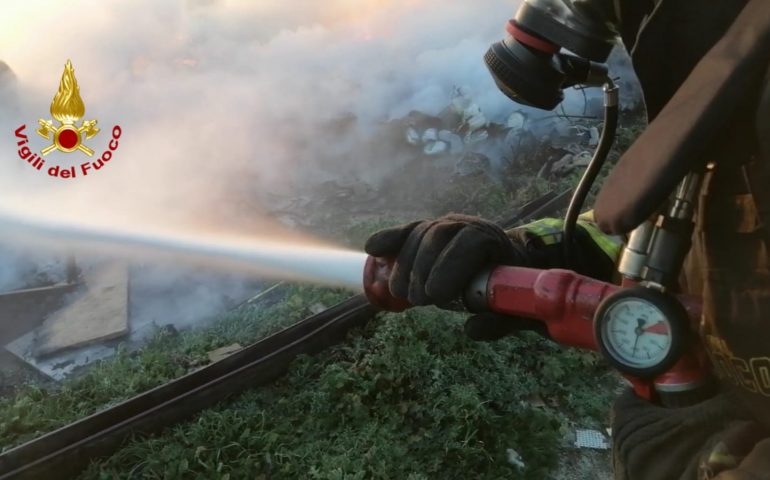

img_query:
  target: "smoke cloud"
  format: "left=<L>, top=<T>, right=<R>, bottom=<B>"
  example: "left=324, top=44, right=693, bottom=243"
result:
left=0, top=0, right=638, bottom=293
left=0, top=0, right=525, bottom=230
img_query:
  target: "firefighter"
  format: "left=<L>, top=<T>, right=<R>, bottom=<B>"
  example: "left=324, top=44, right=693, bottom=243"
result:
left=365, top=1, right=770, bottom=478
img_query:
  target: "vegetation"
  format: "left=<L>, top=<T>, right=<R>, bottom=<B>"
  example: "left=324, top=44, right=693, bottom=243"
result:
left=0, top=285, right=350, bottom=450
left=0, top=118, right=644, bottom=478
left=77, top=306, right=617, bottom=480
left=0, top=281, right=619, bottom=479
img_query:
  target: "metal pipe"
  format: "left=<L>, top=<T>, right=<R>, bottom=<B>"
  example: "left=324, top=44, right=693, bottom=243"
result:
left=562, top=79, right=619, bottom=266
left=618, top=221, right=654, bottom=281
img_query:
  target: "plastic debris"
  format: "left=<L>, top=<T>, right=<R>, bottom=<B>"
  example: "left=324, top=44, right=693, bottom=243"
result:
left=588, top=126, right=600, bottom=146
left=309, top=302, right=328, bottom=315
left=405, top=127, right=420, bottom=145
left=574, top=429, right=610, bottom=450
left=506, top=111, right=527, bottom=130
left=506, top=448, right=526, bottom=469
left=421, top=128, right=438, bottom=143
left=464, top=129, right=489, bottom=145
left=573, top=151, right=593, bottom=167
left=423, top=141, right=448, bottom=156
left=464, top=109, right=487, bottom=132
left=438, top=130, right=464, bottom=154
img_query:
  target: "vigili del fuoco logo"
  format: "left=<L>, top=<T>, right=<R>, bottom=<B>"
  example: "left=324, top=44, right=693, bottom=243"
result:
left=13, top=59, right=122, bottom=179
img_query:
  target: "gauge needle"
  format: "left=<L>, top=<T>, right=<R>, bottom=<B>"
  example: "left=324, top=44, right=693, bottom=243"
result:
left=642, top=322, right=669, bottom=335
left=632, top=318, right=645, bottom=356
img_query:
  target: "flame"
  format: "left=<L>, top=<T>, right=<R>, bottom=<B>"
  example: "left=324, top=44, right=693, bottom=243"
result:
left=50, top=60, right=85, bottom=124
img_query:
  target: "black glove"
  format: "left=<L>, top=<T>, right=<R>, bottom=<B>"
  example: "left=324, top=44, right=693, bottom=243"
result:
left=365, top=214, right=536, bottom=340
left=712, top=437, right=770, bottom=480
left=611, top=388, right=750, bottom=480
left=700, top=421, right=770, bottom=479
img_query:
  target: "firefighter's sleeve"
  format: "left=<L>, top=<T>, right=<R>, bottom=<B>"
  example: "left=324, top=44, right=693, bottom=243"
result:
left=611, top=388, right=764, bottom=480
left=505, top=211, right=623, bottom=282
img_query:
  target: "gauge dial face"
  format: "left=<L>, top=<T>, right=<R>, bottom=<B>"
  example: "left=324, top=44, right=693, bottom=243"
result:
left=600, top=298, right=672, bottom=369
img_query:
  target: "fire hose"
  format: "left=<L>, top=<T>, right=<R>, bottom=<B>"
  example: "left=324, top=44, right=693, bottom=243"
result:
left=363, top=256, right=712, bottom=407
left=363, top=74, right=715, bottom=407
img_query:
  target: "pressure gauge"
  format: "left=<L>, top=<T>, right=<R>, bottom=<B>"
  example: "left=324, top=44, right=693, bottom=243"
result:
left=593, top=287, right=691, bottom=378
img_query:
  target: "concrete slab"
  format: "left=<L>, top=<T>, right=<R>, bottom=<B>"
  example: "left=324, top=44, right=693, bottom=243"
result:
left=32, top=263, right=129, bottom=358
left=207, top=343, right=243, bottom=363
left=0, top=283, right=79, bottom=345
left=6, top=265, right=263, bottom=380
left=6, top=331, right=117, bottom=380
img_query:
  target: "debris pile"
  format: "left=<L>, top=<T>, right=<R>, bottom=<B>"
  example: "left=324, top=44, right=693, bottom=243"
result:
left=393, top=83, right=631, bottom=182
left=1, top=257, right=262, bottom=381
left=269, top=83, right=644, bottom=230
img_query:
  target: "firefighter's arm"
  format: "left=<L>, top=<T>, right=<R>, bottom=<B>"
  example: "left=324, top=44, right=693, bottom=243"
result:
left=713, top=438, right=770, bottom=480
left=611, top=388, right=757, bottom=480
left=462, top=212, right=624, bottom=341
left=613, top=398, right=770, bottom=480
left=505, top=211, right=624, bottom=283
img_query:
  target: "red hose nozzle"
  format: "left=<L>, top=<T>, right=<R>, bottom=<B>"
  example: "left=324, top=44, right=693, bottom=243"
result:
left=363, top=256, right=411, bottom=312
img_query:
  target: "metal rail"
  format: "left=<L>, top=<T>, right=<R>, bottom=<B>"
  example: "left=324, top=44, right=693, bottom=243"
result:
left=0, top=296, right=377, bottom=479
left=0, top=190, right=567, bottom=479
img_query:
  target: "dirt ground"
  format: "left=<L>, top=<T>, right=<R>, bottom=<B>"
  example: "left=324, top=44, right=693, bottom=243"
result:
left=0, top=348, right=50, bottom=398
left=553, top=449, right=613, bottom=480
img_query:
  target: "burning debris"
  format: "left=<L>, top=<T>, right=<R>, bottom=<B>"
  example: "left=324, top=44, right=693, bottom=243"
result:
left=0, top=78, right=643, bottom=383
left=26, top=263, right=128, bottom=358
left=1, top=257, right=263, bottom=380
left=265, top=81, right=642, bottom=233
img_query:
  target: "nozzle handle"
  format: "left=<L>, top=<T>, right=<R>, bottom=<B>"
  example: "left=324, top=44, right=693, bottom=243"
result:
left=362, top=256, right=411, bottom=312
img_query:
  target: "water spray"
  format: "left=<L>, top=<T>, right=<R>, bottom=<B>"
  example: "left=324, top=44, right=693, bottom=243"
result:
left=0, top=208, right=367, bottom=291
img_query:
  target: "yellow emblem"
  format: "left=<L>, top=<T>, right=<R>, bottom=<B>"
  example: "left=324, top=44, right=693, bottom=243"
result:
left=37, top=60, right=99, bottom=156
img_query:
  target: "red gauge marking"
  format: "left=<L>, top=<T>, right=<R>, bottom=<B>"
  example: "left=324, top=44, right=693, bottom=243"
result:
left=642, top=322, right=669, bottom=335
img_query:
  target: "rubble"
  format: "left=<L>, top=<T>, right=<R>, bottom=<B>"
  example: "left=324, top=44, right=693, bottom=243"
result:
left=574, top=429, right=610, bottom=450
left=5, top=264, right=264, bottom=380
left=31, top=263, right=129, bottom=358
left=207, top=343, right=243, bottom=363
left=506, top=111, right=527, bottom=130
left=454, top=152, right=490, bottom=177
left=438, top=130, right=463, bottom=154
left=551, top=150, right=593, bottom=175
left=261, top=82, right=646, bottom=232
left=396, top=85, right=611, bottom=182
left=0, top=80, right=643, bottom=382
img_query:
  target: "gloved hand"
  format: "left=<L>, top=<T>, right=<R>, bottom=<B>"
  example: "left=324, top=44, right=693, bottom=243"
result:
left=611, top=388, right=751, bottom=480
left=364, top=214, right=537, bottom=340
left=705, top=422, right=770, bottom=479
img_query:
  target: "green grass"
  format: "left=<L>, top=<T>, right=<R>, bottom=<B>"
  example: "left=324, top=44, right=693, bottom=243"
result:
left=0, top=119, right=644, bottom=477
left=0, top=286, right=617, bottom=479
left=79, top=307, right=617, bottom=480
left=0, top=285, right=350, bottom=450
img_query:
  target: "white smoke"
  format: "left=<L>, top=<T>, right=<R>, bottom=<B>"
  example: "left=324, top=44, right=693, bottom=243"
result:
left=0, top=0, right=638, bottom=292
left=0, top=0, right=637, bottom=232
left=0, top=0, right=525, bottom=226
left=0, top=1, right=649, bottom=374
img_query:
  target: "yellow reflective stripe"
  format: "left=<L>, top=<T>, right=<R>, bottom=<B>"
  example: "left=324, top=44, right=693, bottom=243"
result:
left=520, top=218, right=564, bottom=246
left=519, top=214, right=623, bottom=261
left=576, top=210, right=624, bottom=261
left=578, top=210, right=596, bottom=222
left=577, top=220, right=624, bottom=262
